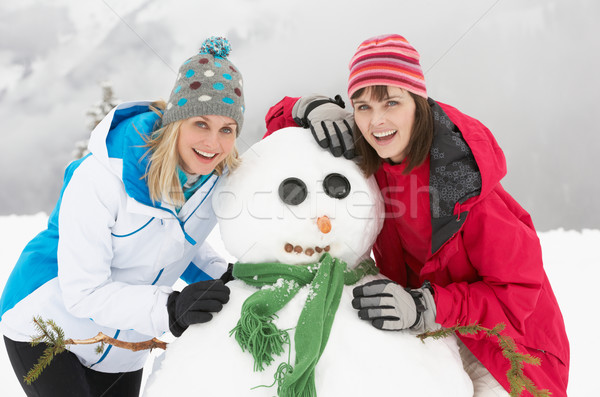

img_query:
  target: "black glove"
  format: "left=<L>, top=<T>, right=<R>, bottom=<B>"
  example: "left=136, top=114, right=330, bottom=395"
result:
left=219, top=263, right=235, bottom=284
left=352, top=279, right=437, bottom=333
left=292, top=94, right=356, bottom=159
left=167, top=279, right=230, bottom=337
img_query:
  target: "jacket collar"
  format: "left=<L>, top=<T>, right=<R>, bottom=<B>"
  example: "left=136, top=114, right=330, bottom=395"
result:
left=427, top=99, right=480, bottom=253
left=428, top=99, right=507, bottom=254
left=106, top=107, right=162, bottom=209
left=88, top=101, right=174, bottom=215
left=377, top=99, right=507, bottom=254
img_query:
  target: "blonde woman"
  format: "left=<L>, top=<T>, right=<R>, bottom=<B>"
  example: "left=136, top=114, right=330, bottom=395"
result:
left=0, top=37, right=244, bottom=396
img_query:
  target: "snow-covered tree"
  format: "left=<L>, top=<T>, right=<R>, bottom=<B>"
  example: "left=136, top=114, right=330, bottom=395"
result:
left=72, top=82, right=119, bottom=159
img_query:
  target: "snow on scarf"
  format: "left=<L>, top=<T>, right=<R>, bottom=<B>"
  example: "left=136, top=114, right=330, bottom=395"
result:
left=231, top=253, right=378, bottom=397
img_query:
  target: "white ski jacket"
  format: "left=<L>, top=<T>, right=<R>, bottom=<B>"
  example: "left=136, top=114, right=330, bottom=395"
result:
left=0, top=101, right=227, bottom=372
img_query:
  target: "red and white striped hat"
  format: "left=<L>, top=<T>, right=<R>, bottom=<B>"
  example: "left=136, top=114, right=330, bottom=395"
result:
left=348, top=34, right=427, bottom=99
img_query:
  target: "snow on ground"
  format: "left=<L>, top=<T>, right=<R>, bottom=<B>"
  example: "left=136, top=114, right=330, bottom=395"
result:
left=0, top=214, right=597, bottom=395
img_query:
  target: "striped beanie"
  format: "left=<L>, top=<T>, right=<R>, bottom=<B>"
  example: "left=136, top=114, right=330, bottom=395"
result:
left=348, top=34, right=427, bottom=99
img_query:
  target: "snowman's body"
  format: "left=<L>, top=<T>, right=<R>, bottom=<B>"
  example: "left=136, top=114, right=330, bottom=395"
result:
left=143, top=128, right=473, bottom=396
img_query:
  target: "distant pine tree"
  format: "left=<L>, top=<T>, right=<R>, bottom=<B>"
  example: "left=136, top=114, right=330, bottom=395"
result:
left=72, top=82, right=120, bottom=159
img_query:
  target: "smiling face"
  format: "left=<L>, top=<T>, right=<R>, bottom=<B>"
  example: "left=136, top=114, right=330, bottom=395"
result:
left=352, top=86, right=416, bottom=163
left=177, top=115, right=237, bottom=175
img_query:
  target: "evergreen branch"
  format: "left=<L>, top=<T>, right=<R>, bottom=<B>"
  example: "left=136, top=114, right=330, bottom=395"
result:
left=25, top=317, right=168, bottom=385
left=31, top=316, right=57, bottom=346
left=95, top=342, right=106, bottom=355
left=23, top=343, right=61, bottom=385
left=48, top=319, right=65, bottom=341
left=417, top=322, right=551, bottom=397
left=25, top=317, right=67, bottom=384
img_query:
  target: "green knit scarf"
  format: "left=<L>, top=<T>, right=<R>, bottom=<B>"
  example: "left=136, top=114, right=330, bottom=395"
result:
left=230, top=253, right=378, bottom=397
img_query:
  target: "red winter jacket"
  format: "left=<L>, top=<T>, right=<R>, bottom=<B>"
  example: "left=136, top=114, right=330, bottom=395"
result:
left=265, top=97, right=570, bottom=396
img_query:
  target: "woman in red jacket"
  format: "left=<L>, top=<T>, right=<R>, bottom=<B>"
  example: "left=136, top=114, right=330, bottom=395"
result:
left=265, top=34, right=569, bottom=396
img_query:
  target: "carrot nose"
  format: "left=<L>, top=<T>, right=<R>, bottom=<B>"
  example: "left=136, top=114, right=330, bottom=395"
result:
left=317, top=216, right=332, bottom=234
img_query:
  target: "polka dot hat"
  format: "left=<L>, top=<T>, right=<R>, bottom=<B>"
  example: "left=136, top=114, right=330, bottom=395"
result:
left=162, top=37, right=245, bottom=135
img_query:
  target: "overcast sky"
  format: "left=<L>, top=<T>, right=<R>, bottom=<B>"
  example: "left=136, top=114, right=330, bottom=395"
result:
left=0, top=0, right=598, bottom=231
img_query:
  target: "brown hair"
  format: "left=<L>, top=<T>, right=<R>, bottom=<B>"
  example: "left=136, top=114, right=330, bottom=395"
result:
left=351, top=86, right=433, bottom=177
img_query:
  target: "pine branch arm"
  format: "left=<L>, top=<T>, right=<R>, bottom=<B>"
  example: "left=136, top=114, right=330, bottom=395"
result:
left=64, top=333, right=167, bottom=351
left=25, top=317, right=168, bottom=385
left=417, top=323, right=551, bottom=397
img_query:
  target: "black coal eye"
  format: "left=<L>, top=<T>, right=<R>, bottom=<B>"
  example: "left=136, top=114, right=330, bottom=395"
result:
left=278, top=177, right=308, bottom=205
left=323, top=173, right=351, bottom=199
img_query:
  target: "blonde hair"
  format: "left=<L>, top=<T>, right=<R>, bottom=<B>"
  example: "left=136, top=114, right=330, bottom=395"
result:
left=143, top=100, right=241, bottom=208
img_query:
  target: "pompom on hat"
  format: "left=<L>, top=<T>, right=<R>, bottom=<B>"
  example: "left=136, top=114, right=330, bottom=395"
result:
left=347, top=34, right=427, bottom=100
left=162, top=37, right=245, bottom=135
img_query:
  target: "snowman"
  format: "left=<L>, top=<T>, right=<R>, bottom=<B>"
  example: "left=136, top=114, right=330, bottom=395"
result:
left=143, top=127, right=473, bottom=396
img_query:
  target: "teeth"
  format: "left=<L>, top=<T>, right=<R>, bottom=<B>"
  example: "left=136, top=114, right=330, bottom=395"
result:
left=194, top=148, right=216, bottom=158
left=373, top=130, right=396, bottom=138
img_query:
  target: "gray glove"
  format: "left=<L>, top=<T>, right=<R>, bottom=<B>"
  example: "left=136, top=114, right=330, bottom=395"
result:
left=352, top=279, right=438, bottom=333
left=292, top=94, right=356, bottom=159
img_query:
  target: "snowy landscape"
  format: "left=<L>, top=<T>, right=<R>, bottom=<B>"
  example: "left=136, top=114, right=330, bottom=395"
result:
left=1, top=0, right=599, bottom=395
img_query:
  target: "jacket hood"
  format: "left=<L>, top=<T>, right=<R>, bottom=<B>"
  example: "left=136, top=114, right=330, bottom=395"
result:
left=87, top=101, right=163, bottom=208
left=427, top=99, right=507, bottom=253
left=437, top=100, right=507, bottom=203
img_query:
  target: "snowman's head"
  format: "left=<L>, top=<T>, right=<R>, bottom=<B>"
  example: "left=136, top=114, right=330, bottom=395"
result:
left=212, top=127, right=384, bottom=267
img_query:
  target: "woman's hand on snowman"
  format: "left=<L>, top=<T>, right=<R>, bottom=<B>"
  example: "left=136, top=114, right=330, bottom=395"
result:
left=352, top=280, right=438, bottom=333
left=292, top=94, right=356, bottom=159
left=219, top=263, right=235, bottom=284
left=167, top=280, right=231, bottom=337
